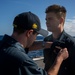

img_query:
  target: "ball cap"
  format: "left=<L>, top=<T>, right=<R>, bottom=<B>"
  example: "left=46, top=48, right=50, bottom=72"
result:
left=13, top=11, right=48, bottom=37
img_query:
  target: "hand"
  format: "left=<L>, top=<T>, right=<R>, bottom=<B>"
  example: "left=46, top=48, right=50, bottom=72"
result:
left=47, top=48, right=69, bottom=75
left=57, top=48, right=69, bottom=61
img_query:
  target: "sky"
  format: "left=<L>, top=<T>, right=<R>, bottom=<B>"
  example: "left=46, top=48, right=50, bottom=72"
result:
left=0, top=0, right=75, bottom=36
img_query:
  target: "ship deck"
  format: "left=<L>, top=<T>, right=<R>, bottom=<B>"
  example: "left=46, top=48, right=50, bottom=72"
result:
left=33, top=56, right=45, bottom=69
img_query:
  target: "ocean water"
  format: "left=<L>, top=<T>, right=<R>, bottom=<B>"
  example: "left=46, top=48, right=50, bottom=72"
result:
left=0, top=35, right=44, bottom=58
left=28, top=36, right=44, bottom=58
left=0, top=35, right=3, bottom=40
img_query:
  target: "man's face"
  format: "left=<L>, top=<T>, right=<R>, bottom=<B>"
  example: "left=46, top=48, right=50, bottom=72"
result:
left=26, top=30, right=38, bottom=47
left=45, top=12, right=60, bottom=32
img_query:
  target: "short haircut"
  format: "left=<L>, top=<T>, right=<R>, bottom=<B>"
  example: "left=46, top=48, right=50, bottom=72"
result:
left=45, top=4, right=66, bottom=19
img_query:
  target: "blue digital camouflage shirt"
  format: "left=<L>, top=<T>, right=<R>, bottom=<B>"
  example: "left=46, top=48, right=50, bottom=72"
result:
left=0, top=34, right=47, bottom=75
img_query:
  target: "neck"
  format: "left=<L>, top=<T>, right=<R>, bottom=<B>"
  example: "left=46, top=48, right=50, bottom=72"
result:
left=52, top=29, right=64, bottom=39
left=11, top=32, right=27, bottom=48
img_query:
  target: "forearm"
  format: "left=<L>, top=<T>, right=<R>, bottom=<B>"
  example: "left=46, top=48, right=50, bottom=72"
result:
left=29, top=41, right=52, bottom=51
left=29, top=41, right=43, bottom=51
left=47, top=48, right=68, bottom=75
left=47, top=57, right=63, bottom=75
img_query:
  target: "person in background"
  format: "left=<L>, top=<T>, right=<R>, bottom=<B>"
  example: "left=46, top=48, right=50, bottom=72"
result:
left=43, top=4, right=75, bottom=75
left=0, top=11, right=69, bottom=75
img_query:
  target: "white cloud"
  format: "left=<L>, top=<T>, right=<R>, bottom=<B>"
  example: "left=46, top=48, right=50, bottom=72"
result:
left=64, top=17, right=75, bottom=36
left=73, top=16, right=75, bottom=18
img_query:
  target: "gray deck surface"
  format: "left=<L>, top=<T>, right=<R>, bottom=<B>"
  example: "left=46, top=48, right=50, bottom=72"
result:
left=33, top=57, right=45, bottom=69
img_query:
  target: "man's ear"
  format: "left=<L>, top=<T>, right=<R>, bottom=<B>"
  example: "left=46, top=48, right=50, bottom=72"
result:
left=60, top=17, right=64, bottom=24
left=26, top=29, right=33, bottom=37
